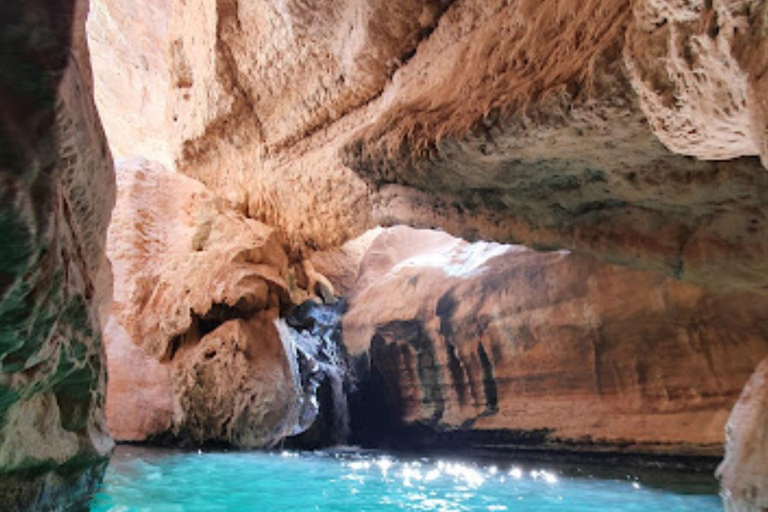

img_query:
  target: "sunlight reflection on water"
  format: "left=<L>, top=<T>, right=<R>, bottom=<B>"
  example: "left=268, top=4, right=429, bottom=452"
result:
left=90, top=446, right=724, bottom=512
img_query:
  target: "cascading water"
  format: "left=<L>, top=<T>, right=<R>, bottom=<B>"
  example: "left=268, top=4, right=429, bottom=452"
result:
left=275, top=299, right=351, bottom=447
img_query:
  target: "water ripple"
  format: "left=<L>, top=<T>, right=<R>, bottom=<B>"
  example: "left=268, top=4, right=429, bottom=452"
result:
left=90, top=446, right=724, bottom=512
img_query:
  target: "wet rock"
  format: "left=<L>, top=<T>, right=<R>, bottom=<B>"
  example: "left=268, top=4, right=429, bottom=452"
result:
left=278, top=299, right=352, bottom=449
left=0, top=0, right=115, bottom=509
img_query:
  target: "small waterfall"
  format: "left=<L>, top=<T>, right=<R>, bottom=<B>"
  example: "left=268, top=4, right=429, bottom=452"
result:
left=275, top=300, right=351, bottom=446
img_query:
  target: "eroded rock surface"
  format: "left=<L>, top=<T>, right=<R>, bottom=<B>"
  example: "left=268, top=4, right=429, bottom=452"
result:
left=0, top=0, right=115, bottom=509
left=718, top=356, right=768, bottom=512
left=83, top=0, right=768, bottom=507
left=345, top=0, right=768, bottom=293
left=626, top=0, right=768, bottom=166
left=338, top=227, right=768, bottom=455
left=106, top=158, right=329, bottom=447
left=87, top=0, right=768, bottom=294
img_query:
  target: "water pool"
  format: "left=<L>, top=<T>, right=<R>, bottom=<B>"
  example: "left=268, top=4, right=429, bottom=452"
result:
left=90, top=446, right=723, bottom=512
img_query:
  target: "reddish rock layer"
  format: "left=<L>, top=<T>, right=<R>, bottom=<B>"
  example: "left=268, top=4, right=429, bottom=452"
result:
left=0, top=0, right=115, bottom=510
left=340, top=227, right=768, bottom=455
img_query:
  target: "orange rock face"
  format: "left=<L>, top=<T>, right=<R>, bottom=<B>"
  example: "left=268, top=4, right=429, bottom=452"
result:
left=718, top=356, right=768, bottom=512
left=87, top=0, right=768, bottom=294
left=0, top=0, right=115, bottom=509
left=103, top=316, right=173, bottom=442
left=105, top=159, right=314, bottom=447
left=339, top=227, right=768, bottom=455
left=344, top=0, right=768, bottom=293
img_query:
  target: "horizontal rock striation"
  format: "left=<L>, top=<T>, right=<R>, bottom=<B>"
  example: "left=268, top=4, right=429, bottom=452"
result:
left=340, top=227, right=768, bottom=456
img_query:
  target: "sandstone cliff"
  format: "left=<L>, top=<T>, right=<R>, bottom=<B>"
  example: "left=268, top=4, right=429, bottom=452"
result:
left=337, top=227, right=768, bottom=456
left=0, top=1, right=115, bottom=510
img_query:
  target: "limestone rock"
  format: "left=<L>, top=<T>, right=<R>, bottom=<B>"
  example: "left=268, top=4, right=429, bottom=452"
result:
left=344, top=0, right=768, bottom=293
left=105, top=158, right=319, bottom=447
left=172, top=316, right=297, bottom=447
left=86, top=0, right=174, bottom=169
left=87, top=0, right=768, bottom=295
left=0, top=0, right=116, bottom=509
left=87, top=0, right=449, bottom=192
left=108, top=158, right=290, bottom=361
left=625, top=0, right=768, bottom=166
left=718, top=356, right=768, bottom=512
left=310, top=226, right=383, bottom=295
left=342, top=227, right=768, bottom=455
left=103, top=315, right=173, bottom=442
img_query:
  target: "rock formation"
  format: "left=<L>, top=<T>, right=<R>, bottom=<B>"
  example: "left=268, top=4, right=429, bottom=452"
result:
left=718, top=356, right=768, bottom=512
left=87, top=0, right=768, bottom=294
left=625, top=0, right=768, bottom=166
left=0, top=0, right=762, bottom=510
left=0, top=0, right=115, bottom=510
left=338, top=227, right=768, bottom=455
left=105, top=158, right=337, bottom=447
left=279, top=299, right=352, bottom=449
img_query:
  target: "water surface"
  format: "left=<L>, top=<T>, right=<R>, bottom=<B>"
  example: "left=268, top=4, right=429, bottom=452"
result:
left=90, top=446, right=723, bottom=512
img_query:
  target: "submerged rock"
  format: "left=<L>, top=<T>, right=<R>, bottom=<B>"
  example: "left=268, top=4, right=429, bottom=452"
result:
left=336, top=227, right=768, bottom=456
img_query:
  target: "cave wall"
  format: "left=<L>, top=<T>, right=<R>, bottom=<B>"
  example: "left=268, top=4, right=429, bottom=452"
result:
left=0, top=1, right=115, bottom=510
left=87, top=0, right=768, bottom=294
left=337, top=227, right=768, bottom=456
left=344, top=0, right=768, bottom=293
left=0, top=0, right=765, bottom=509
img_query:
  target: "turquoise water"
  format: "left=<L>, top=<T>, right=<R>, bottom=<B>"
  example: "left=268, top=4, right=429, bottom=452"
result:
left=90, top=446, right=724, bottom=512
